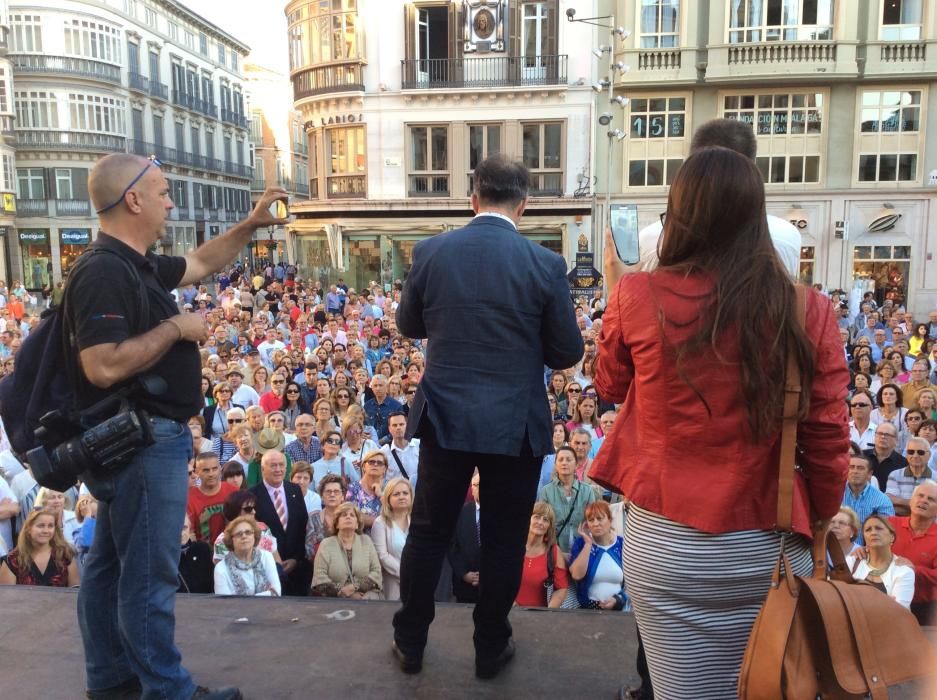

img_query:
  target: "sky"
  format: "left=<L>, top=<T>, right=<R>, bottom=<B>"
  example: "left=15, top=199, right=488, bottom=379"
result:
left=182, top=0, right=289, bottom=74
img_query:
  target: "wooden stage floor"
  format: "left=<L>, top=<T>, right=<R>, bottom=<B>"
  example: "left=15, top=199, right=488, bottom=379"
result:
left=0, top=588, right=933, bottom=699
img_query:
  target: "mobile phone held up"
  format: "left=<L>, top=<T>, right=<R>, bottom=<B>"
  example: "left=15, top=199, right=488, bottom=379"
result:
left=609, top=203, right=640, bottom=265
left=268, top=199, right=289, bottom=220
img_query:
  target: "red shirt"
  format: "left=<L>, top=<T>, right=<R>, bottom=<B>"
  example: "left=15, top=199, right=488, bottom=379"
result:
left=515, top=546, right=569, bottom=607
left=259, top=391, right=283, bottom=414
left=590, top=273, right=849, bottom=538
left=187, top=482, right=238, bottom=542
left=890, top=516, right=937, bottom=604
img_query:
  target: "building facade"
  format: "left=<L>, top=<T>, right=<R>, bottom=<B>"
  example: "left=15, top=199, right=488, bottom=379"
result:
left=246, top=61, right=311, bottom=266
left=596, top=0, right=937, bottom=314
left=285, top=0, right=598, bottom=292
left=7, top=0, right=252, bottom=290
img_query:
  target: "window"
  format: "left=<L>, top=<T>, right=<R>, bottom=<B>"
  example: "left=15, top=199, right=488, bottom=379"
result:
left=231, top=52, right=239, bottom=71
left=1, top=155, right=13, bottom=192
left=522, top=122, right=563, bottom=196
left=628, top=97, right=687, bottom=187
left=728, top=0, right=834, bottom=43
left=64, top=19, right=121, bottom=63
left=124, top=0, right=137, bottom=17
left=860, top=90, right=921, bottom=134
left=55, top=169, right=73, bottom=200
left=881, top=0, right=922, bottom=40
left=191, top=126, right=201, bottom=156
left=723, top=91, right=824, bottom=184
left=292, top=0, right=359, bottom=65
left=168, top=21, right=178, bottom=41
left=857, top=89, right=922, bottom=183
left=17, top=168, right=45, bottom=199
left=206, top=129, right=215, bottom=160
left=467, top=123, right=501, bottom=194
left=326, top=125, right=366, bottom=198
left=11, top=14, right=43, bottom=52
left=144, top=6, right=157, bottom=27
left=15, top=90, right=59, bottom=129
left=68, top=94, right=126, bottom=134
left=640, top=0, right=680, bottom=48
left=153, top=115, right=164, bottom=146
left=183, top=30, right=195, bottom=50
left=217, top=43, right=226, bottom=67
left=0, top=68, right=9, bottom=113
left=199, top=33, right=208, bottom=56
left=799, top=246, right=815, bottom=285
left=408, top=125, right=449, bottom=196
left=149, top=50, right=161, bottom=82
left=173, top=180, right=188, bottom=209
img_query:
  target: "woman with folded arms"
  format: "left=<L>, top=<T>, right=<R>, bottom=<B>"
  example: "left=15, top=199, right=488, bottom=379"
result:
left=311, top=503, right=383, bottom=599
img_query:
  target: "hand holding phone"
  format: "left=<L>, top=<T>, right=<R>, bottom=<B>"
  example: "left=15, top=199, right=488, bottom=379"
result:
left=609, top=203, right=640, bottom=264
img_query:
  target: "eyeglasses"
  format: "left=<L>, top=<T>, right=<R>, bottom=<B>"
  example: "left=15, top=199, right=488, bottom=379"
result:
left=876, top=432, right=897, bottom=439
left=241, top=505, right=255, bottom=513
left=567, top=387, right=582, bottom=394
left=322, top=488, right=344, bottom=497
left=272, top=380, right=285, bottom=385
left=365, top=459, right=387, bottom=467
left=95, top=155, right=162, bottom=214
left=908, top=449, right=929, bottom=456
left=231, top=530, right=254, bottom=538
left=217, top=389, right=231, bottom=393
left=228, top=418, right=245, bottom=423
left=286, top=389, right=300, bottom=395
left=325, top=438, right=342, bottom=445
left=850, top=403, right=871, bottom=408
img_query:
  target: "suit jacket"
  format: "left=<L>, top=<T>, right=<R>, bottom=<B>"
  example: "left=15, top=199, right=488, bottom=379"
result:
left=250, top=481, right=308, bottom=562
left=448, top=501, right=481, bottom=603
left=396, top=215, right=583, bottom=456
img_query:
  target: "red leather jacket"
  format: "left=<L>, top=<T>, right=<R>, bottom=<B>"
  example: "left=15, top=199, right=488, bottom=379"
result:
left=590, top=272, right=849, bottom=538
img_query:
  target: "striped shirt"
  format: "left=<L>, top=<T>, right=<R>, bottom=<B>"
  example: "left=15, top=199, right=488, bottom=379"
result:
left=842, top=482, right=895, bottom=544
left=886, top=466, right=935, bottom=502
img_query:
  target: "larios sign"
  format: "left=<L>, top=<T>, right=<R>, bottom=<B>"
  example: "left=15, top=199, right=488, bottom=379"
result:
left=304, top=114, right=364, bottom=130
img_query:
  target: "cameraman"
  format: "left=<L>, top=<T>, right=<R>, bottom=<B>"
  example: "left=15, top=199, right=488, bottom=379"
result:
left=72, top=153, right=287, bottom=700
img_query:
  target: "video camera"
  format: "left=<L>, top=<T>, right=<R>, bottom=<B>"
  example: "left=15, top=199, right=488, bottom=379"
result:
left=27, top=375, right=167, bottom=494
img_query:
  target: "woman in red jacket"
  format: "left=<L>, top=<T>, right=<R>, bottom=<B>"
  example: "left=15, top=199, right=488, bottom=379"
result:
left=590, top=146, right=849, bottom=699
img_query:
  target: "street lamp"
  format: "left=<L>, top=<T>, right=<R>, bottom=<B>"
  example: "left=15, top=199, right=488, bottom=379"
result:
left=568, top=8, right=631, bottom=257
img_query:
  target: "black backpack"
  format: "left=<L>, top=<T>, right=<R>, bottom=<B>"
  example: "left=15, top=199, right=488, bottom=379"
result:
left=0, top=247, right=148, bottom=457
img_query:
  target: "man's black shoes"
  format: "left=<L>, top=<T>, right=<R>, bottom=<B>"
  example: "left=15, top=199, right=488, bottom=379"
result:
left=191, top=687, right=243, bottom=700
left=475, top=638, right=516, bottom=680
left=85, top=678, right=142, bottom=700
left=391, top=640, right=423, bottom=674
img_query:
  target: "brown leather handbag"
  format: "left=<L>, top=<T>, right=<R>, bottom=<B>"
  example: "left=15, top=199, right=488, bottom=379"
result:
left=738, top=286, right=937, bottom=699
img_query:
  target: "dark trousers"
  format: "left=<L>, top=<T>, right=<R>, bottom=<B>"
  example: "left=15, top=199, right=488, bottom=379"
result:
left=392, top=420, right=541, bottom=660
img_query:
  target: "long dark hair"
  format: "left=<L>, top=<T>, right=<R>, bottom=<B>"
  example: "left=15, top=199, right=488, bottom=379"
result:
left=656, top=147, right=816, bottom=441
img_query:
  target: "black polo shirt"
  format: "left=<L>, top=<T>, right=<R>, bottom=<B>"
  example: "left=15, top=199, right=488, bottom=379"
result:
left=863, top=448, right=909, bottom=489
left=66, top=233, right=201, bottom=422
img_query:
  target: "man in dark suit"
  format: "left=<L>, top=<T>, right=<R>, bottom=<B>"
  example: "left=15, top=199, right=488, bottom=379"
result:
left=249, top=450, right=309, bottom=596
left=449, top=473, right=482, bottom=604
left=391, top=154, right=583, bottom=679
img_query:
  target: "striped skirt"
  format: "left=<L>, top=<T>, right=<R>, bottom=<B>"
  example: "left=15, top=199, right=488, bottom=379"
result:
left=623, top=505, right=813, bottom=700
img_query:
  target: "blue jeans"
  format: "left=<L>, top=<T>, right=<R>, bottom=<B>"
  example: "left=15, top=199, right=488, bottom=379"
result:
left=78, top=416, right=196, bottom=700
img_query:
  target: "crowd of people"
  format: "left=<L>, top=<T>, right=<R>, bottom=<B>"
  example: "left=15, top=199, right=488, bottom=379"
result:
left=1, top=141, right=937, bottom=698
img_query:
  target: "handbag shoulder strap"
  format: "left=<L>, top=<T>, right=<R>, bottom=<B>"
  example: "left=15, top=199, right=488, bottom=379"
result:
left=776, top=285, right=806, bottom=532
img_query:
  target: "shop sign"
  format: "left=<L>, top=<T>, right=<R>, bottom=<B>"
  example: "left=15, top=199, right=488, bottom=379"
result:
left=2, top=194, right=15, bottom=213
left=60, top=229, right=91, bottom=245
left=19, top=230, right=48, bottom=244
left=304, top=114, right=364, bottom=130
left=567, top=251, right=602, bottom=295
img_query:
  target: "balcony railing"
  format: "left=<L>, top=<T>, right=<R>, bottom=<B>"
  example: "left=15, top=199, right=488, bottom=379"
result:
left=327, top=174, right=366, bottom=199
left=172, top=90, right=218, bottom=119
left=529, top=172, right=564, bottom=197
left=401, top=54, right=567, bottom=90
left=149, top=81, right=169, bottom=101
left=128, top=71, right=149, bottom=93
left=15, top=130, right=126, bottom=152
left=17, top=199, right=48, bottom=216
left=129, top=139, right=233, bottom=176
left=55, top=199, right=90, bottom=216
left=221, top=108, right=248, bottom=129
left=293, top=182, right=310, bottom=196
left=726, top=41, right=836, bottom=65
left=293, top=63, right=364, bottom=100
left=193, top=207, right=205, bottom=220
left=225, top=162, right=252, bottom=179
left=11, top=54, right=121, bottom=85
left=638, top=49, right=682, bottom=71
left=251, top=178, right=265, bottom=191
left=880, top=42, right=927, bottom=62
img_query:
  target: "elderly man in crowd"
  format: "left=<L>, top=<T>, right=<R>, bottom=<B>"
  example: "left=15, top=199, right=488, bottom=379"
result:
left=250, top=450, right=309, bottom=596
left=284, top=414, right=322, bottom=465
left=849, top=389, right=877, bottom=450
left=864, top=422, right=908, bottom=488
left=887, top=437, right=935, bottom=516
left=364, top=374, right=403, bottom=444
left=891, top=480, right=937, bottom=625
left=902, top=359, right=937, bottom=409
left=227, top=366, right=259, bottom=408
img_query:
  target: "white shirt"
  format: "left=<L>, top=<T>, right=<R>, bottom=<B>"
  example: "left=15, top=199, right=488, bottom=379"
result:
left=637, top=214, right=801, bottom=280
left=852, top=558, right=915, bottom=608
left=0, top=449, right=26, bottom=482
left=473, top=211, right=517, bottom=230
left=257, top=340, right=286, bottom=369
left=381, top=439, right=421, bottom=487
left=231, top=384, right=260, bottom=408
left=0, top=474, right=15, bottom=557
left=849, top=420, right=878, bottom=452
left=303, top=489, right=322, bottom=513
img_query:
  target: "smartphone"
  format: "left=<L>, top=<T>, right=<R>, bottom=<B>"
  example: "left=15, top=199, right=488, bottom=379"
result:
left=609, top=203, right=640, bottom=264
left=268, top=199, right=289, bottom=219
